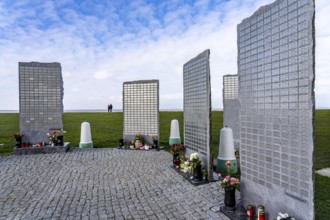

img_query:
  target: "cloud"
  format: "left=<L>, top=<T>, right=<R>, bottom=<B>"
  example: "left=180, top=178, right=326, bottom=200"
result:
left=0, top=0, right=329, bottom=110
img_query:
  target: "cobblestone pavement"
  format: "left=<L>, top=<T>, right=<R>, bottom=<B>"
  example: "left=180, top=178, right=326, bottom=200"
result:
left=0, top=149, right=235, bottom=219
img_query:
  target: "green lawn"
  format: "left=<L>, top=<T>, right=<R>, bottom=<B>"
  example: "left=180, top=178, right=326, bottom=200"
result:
left=0, top=110, right=329, bottom=218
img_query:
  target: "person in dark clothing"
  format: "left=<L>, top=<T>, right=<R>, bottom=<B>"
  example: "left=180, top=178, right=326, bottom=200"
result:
left=109, top=104, right=113, bottom=112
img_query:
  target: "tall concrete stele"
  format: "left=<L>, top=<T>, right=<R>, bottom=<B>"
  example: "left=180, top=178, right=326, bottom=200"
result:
left=183, top=49, right=212, bottom=180
left=123, top=80, right=159, bottom=144
left=238, top=0, right=315, bottom=219
left=19, top=62, right=63, bottom=144
left=222, top=75, right=240, bottom=150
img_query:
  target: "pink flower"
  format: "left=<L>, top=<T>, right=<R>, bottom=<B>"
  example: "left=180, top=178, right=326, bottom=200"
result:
left=225, top=160, right=232, bottom=167
left=225, top=176, right=230, bottom=181
left=217, top=173, right=221, bottom=177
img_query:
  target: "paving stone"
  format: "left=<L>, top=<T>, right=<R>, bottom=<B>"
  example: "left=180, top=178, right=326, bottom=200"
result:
left=0, top=149, right=230, bottom=219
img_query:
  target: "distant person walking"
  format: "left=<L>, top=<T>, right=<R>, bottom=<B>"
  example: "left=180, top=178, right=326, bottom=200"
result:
left=109, top=104, right=113, bottom=112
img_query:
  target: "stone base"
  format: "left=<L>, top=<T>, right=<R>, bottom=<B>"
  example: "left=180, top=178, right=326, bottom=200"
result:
left=14, top=142, right=70, bottom=155
left=220, top=201, right=256, bottom=220
left=79, top=143, right=93, bottom=148
left=169, top=137, right=181, bottom=145
left=171, top=165, right=213, bottom=186
left=117, top=146, right=164, bottom=151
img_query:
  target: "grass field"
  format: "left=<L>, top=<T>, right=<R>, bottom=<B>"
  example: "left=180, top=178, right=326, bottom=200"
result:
left=0, top=110, right=329, bottom=218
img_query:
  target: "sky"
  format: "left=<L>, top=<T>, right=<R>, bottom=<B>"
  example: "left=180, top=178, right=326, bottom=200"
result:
left=0, top=0, right=329, bottom=110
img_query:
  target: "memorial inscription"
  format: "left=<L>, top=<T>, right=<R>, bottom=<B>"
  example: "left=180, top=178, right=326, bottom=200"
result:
left=183, top=49, right=212, bottom=179
left=238, top=0, right=315, bottom=219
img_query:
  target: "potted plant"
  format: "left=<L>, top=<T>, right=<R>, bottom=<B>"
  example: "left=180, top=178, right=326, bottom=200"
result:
left=47, top=129, right=66, bottom=146
left=47, top=131, right=57, bottom=146
left=134, top=133, right=144, bottom=149
left=219, top=160, right=240, bottom=210
left=55, top=129, right=66, bottom=146
left=13, top=133, right=24, bottom=148
left=190, top=152, right=202, bottom=180
left=170, top=144, right=185, bottom=165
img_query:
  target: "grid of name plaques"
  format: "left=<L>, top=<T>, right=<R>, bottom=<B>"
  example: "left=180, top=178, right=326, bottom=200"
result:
left=123, top=80, right=159, bottom=139
left=183, top=50, right=211, bottom=156
left=223, top=75, right=239, bottom=100
left=19, top=62, right=63, bottom=131
left=238, top=0, right=314, bottom=202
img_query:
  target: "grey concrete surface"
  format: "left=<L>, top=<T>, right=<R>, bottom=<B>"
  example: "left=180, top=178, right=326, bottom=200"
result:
left=19, top=62, right=64, bottom=144
left=183, top=49, right=212, bottom=180
left=0, top=149, right=231, bottom=219
left=238, top=0, right=315, bottom=219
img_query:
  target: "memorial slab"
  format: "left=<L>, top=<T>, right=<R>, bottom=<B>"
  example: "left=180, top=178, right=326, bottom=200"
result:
left=123, top=80, right=159, bottom=144
left=238, top=0, right=315, bottom=219
left=19, top=62, right=64, bottom=144
left=183, top=49, right=212, bottom=180
left=223, top=75, right=240, bottom=150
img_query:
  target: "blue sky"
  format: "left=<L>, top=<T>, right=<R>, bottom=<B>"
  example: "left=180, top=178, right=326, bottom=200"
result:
left=0, top=0, right=329, bottom=110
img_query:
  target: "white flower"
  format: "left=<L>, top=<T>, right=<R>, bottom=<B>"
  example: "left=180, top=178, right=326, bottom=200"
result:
left=190, top=152, right=199, bottom=161
left=183, top=166, right=190, bottom=173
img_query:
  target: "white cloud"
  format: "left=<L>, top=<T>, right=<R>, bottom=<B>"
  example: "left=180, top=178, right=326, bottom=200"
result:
left=0, top=0, right=329, bottom=110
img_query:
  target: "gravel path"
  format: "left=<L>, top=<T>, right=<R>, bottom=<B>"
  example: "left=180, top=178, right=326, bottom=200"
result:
left=0, top=148, right=232, bottom=219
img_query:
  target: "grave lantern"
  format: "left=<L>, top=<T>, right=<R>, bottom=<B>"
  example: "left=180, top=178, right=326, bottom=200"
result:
left=79, top=122, right=93, bottom=148
left=169, top=119, right=181, bottom=145
left=217, top=126, right=237, bottom=174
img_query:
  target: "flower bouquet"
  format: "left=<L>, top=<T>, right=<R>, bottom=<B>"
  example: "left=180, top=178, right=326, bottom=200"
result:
left=170, top=144, right=185, bottom=154
left=219, top=160, right=240, bottom=210
left=134, top=133, right=144, bottom=149
left=47, top=129, right=66, bottom=146
left=190, top=152, right=202, bottom=180
left=170, top=144, right=185, bottom=165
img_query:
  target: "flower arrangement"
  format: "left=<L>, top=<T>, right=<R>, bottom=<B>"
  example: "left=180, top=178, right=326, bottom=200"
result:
left=134, top=133, right=143, bottom=141
left=13, top=133, right=24, bottom=138
left=190, top=152, right=201, bottom=170
left=47, top=129, right=66, bottom=143
left=170, top=144, right=185, bottom=154
left=219, top=175, right=240, bottom=190
left=179, top=160, right=191, bottom=173
left=56, top=129, right=66, bottom=136
left=134, top=133, right=144, bottom=148
left=218, top=160, right=240, bottom=190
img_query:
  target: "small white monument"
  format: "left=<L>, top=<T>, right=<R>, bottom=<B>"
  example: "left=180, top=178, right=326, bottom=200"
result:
left=217, top=126, right=237, bottom=174
left=169, top=119, right=181, bottom=145
left=79, top=122, right=93, bottom=148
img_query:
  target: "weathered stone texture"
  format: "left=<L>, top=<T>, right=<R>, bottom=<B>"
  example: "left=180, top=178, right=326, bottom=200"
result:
left=183, top=49, right=212, bottom=179
left=238, top=0, right=315, bottom=219
left=19, top=62, right=63, bottom=144
left=223, top=75, right=240, bottom=149
left=123, top=80, right=159, bottom=143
